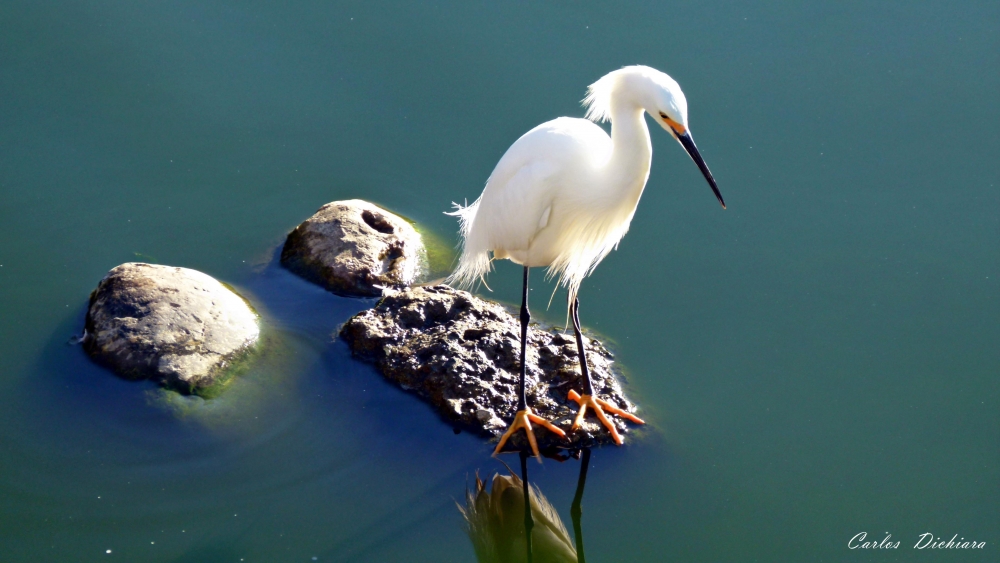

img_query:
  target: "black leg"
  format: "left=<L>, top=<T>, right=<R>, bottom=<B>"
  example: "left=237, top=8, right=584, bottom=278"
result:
left=494, top=267, right=568, bottom=458
left=571, top=297, right=594, bottom=396
left=570, top=448, right=591, bottom=563
left=520, top=449, right=534, bottom=563
left=518, top=266, right=530, bottom=412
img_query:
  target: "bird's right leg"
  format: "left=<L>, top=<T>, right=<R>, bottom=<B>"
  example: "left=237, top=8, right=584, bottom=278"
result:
left=493, top=267, right=567, bottom=459
left=567, top=297, right=645, bottom=444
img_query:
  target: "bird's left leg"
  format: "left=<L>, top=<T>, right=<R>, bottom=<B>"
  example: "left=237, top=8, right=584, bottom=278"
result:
left=493, top=267, right=567, bottom=459
left=567, top=297, right=645, bottom=444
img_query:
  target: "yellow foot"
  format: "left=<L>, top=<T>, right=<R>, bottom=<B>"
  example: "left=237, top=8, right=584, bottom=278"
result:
left=568, top=389, right=645, bottom=445
left=492, top=407, right=567, bottom=459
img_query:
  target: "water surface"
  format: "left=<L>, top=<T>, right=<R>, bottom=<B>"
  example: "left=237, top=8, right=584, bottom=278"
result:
left=1, top=1, right=997, bottom=561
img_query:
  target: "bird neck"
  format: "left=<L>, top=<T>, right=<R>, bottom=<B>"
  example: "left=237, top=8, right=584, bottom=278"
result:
left=607, top=100, right=652, bottom=204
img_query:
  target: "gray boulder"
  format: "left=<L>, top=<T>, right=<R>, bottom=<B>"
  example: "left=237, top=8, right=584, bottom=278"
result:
left=281, top=200, right=425, bottom=297
left=340, top=285, right=641, bottom=450
left=83, top=263, right=260, bottom=394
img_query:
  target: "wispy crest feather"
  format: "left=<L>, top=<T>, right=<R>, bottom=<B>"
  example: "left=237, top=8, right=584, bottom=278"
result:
left=582, top=68, right=623, bottom=123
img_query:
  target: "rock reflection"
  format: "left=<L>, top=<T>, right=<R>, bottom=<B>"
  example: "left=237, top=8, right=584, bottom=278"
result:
left=459, top=450, right=593, bottom=563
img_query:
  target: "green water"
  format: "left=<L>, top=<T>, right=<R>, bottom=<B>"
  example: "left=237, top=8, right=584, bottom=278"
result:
left=1, top=1, right=997, bottom=561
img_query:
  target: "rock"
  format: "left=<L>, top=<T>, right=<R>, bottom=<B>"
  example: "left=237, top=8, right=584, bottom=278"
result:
left=340, top=285, right=642, bottom=450
left=83, top=263, right=260, bottom=394
left=280, top=199, right=425, bottom=297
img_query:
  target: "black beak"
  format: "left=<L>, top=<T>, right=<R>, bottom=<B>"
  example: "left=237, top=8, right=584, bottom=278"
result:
left=677, top=132, right=725, bottom=209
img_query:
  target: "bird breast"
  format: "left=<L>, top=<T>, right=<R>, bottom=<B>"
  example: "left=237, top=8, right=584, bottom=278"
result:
left=484, top=118, right=648, bottom=267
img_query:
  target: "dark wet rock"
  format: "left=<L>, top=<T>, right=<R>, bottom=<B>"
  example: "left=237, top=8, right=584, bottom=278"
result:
left=280, top=199, right=425, bottom=297
left=340, top=285, right=642, bottom=450
left=83, top=263, right=260, bottom=394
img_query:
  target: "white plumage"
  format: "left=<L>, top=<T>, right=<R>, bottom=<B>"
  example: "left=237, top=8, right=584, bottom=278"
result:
left=447, top=65, right=723, bottom=303
left=447, top=65, right=723, bottom=455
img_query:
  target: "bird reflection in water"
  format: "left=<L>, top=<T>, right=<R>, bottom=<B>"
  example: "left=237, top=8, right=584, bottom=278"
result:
left=459, top=449, right=593, bottom=563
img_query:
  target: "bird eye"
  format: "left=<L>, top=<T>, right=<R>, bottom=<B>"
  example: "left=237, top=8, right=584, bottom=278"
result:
left=659, top=112, right=669, bottom=120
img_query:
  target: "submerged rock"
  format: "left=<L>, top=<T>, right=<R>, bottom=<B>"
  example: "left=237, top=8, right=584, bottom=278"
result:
left=340, top=285, right=641, bottom=450
left=83, top=263, right=260, bottom=394
left=281, top=199, right=425, bottom=297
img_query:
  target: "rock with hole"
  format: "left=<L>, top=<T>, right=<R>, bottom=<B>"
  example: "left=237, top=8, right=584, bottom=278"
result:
left=83, top=263, right=260, bottom=394
left=281, top=199, right=425, bottom=297
left=340, top=285, right=642, bottom=450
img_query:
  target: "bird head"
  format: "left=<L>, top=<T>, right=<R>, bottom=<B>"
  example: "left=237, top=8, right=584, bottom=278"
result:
left=584, top=65, right=726, bottom=209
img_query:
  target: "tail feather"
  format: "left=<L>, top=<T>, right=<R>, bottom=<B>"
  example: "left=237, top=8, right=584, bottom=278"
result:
left=445, top=199, right=493, bottom=290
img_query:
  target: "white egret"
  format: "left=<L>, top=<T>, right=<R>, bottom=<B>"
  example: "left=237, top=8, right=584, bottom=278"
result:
left=448, top=65, right=725, bottom=457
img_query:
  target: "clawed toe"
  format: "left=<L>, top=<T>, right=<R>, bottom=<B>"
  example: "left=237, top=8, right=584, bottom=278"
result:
left=568, top=389, right=645, bottom=445
left=493, top=407, right=567, bottom=459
